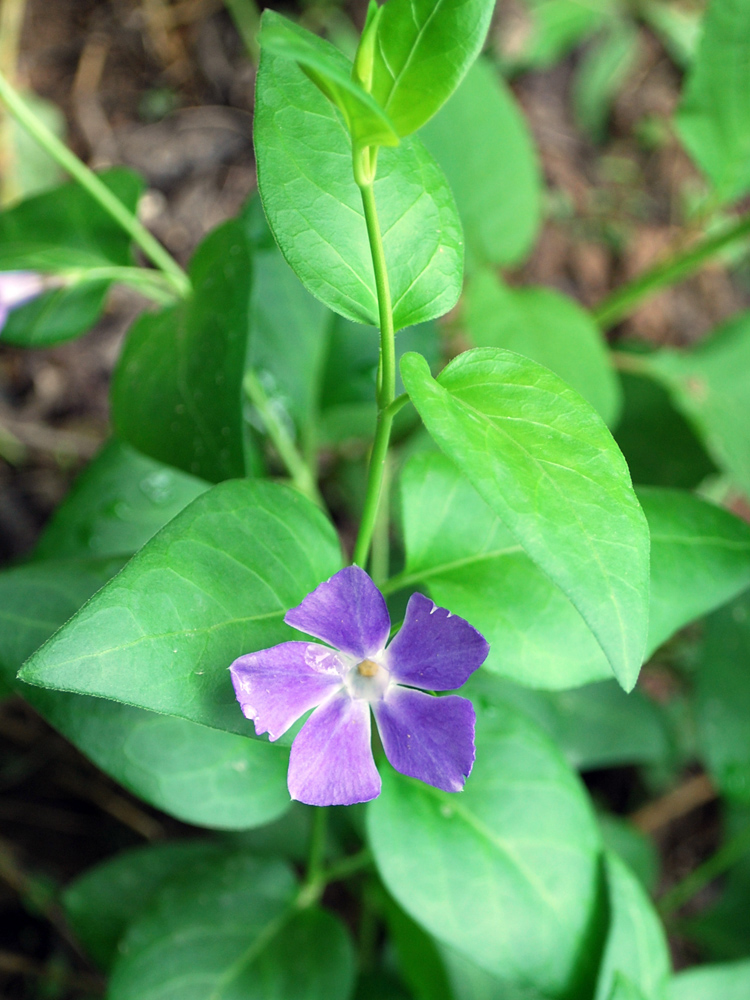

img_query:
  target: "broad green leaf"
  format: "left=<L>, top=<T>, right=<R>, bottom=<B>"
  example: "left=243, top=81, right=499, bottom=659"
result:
left=0, top=559, right=290, bottom=829
left=394, top=452, right=750, bottom=688
left=64, top=841, right=223, bottom=969
left=640, top=2, right=701, bottom=68
left=319, top=315, right=438, bottom=444
left=439, top=946, right=549, bottom=1000
left=463, top=269, right=621, bottom=424
left=594, top=852, right=671, bottom=1000
left=0, top=278, right=110, bottom=347
left=641, top=313, right=750, bottom=498
left=695, top=593, right=750, bottom=803
left=111, top=215, right=258, bottom=483
left=385, top=898, right=456, bottom=1000
left=676, top=0, right=750, bottom=203
left=370, top=0, right=496, bottom=137
left=643, top=486, right=750, bottom=652
left=670, top=960, right=750, bottom=1000
left=254, top=44, right=463, bottom=330
left=108, top=852, right=355, bottom=1000
left=19, top=480, right=342, bottom=735
left=419, top=59, right=541, bottom=269
left=573, top=21, right=640, bottom=141
left=614, top=373, right=716, bottom=489
left=8, top=91, right=65, bottom=198
left=367, top=700, right=602, bottom=997
left=34, top=439, right=209, bottom=560
left=396, top=360, right=650, bottom=691
left=259, top=10, right=399, bottom=149
left=0, top=167, right=144, bottom=270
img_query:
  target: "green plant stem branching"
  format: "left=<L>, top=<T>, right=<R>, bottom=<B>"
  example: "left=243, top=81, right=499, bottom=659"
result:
left=659, top=822, right=750, bottom=917
left=243, top=369, right=323, bottom=507
left=0, top=70, right=191, bottom=298
left=594, top=212, right=750, bottom=329
left=353, top=174, right=397, bottom=568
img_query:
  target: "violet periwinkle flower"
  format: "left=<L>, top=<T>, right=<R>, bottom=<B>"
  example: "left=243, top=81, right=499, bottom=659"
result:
left=230, top=566, right=489, bottom=806
left=0, top=271, right=45, bottom=332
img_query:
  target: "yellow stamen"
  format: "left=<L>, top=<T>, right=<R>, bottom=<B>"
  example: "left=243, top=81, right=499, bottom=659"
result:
left=358, top=659, right=379, bottom=677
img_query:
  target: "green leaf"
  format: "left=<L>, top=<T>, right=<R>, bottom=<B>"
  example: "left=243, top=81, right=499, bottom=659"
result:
left=107, top=852, right=355, bottom=1000
left=398, top=356, right=650, bottom=691
left=367, top=699, right=602, bottom=997
left=643, top=486, right=750, bottom=652
left=259, top=11, right=399, bottom=149
left=7, top=91, right=65, bottom=198
left=394, top=452, right=750, bottom=688
left=19, top=480, right=342, bottom=735
left=384, top=898, right=456, bottom=1000
left=463, top=269, right=621, bottom=424
left=34, top=439, right=209, bottom=560
left=695, top=593, right=750, bottom=803
left=0, top=279, right=110, bottom=347
left=419, top=59, right=541, bottom=269
left=111, top=214, right=257, bottom=483
left=594, top=852, right=671, bottom=1000
left=370, top=0, right=496, bottom=136
left=0, top=167, right=144, bottom=270
left=641, top=313, right=750, bottom=498
left=608, top=974, right=649, bottom=1000
left=64, top=841, right=223, bottom=969
left=254, top=43, right=463, bottom=330
left=573, top=21, right=640, bottom=142
left=439, top=946, right=549, bottom=1000
left=0, top=559, right=290, bottom=830
left=676, top=0, right=750, bottom=203
left=614, top=372, right=716, bottom=489
left=669, top=960, right=750, bottom=1000
left=599, top=815, right=659, bottom=893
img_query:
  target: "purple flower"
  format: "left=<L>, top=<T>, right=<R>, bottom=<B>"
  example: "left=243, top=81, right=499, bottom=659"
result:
left=0, top=271, right=45, bottom=332
left=230, top=566, right=489, bottom=806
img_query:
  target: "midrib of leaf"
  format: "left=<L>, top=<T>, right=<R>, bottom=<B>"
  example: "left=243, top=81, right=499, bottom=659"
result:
left=382, top=544, right=523, bottom=594
left=209, top=903, right=296, bottom=999
left=379, top=0, right=444, bottom=114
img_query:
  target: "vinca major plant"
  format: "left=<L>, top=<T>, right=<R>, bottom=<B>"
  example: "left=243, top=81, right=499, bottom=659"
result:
left=1, top=0, right=750, bottom=997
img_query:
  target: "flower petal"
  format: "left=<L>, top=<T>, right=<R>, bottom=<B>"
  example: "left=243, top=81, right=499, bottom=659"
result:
left=230, top=641, right=345, bottom=741
left=373, top=686, right=475, bottom=792
left=288, top=692, right=381, bottom=806
left=0, top=271, right=45, bottom=310
left=284, top=565, right=391, bottom=659
left=385, top=592, right=489, bottom=691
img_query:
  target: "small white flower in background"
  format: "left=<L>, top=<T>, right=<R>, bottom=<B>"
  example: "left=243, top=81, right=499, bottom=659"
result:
left=0, top=271, right=46, bottom=332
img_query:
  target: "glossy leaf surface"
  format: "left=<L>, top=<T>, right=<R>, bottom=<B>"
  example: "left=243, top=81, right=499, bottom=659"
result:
left=370, top=0, right=496, bottom=136
left=677, top=0, right=750, bottom=202
left=0, top=559, right=290, bottom=829
left=642, top=314, right=750, bottom=498
left=19, top=480, right=342, bottom=735
left=368, top=699, right=602, bottom=997
left=111, top=216, right=256, bottom=483
left=419, top=59, right=541, bottom=269
left=108, top=852, right=355, bottom=1000
left=397, top=358, right=650, bottom=691
left=463, top=269, right=621, bottom=425
left=254, top=45, right=463, bottom=330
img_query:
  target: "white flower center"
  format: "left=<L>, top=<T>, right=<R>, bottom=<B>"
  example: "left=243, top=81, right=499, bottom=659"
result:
left=345, top=656, right=390, bottom=703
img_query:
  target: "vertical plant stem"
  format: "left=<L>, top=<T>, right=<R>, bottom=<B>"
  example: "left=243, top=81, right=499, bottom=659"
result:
left=370, top=451, right=391, bottom=587
left=659, top=822, right=750, bottom=917
left=296, top=807, right=328, bottom=908
left=224, top=0, right=261, bottom=64
left=352, top=178, right=396, bottom=569
left=243, top=370, right=323, bottom=506
left=0, top=0, right=26, bottom=205
left=0, top=70, right=191, bottom=298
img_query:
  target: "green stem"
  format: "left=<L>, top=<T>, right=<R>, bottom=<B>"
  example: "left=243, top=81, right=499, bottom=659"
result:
left=594, top=212, right=750, bottom=329
left=224, top=0, right=261, bottom=64
left=659, top=822, right=750, bottom=917
left=0, top=70, right=190, bottom=298
left=244, top=369, right=323, bottom=506
left=63, top=266, right=179, bottom=306
left=320, top=848, right=372, bottom=885
left=352, top=177, right=396, bottom=569
left=370, top=451, right=391, bottom=587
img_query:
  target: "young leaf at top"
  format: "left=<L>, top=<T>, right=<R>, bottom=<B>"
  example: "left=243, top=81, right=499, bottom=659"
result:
left=367, top=698, right=602, bottom=997
left=676, top=0, right=750, bottom=204
left=111, top=213, right=259, bottom=483
left=419, top=58, right=542, bottom=271
left=400, top=348, right=650, bottom=691
left=369, top=0, right=496, bottom=136
left=18, top=480, right=342, bottom=736
left=0, top=559, right=290, bottom=831
left=669, top=960, right=750, bottom=1000
left=254, top=37, right=463, bottom=330
left=639, top=313, right=750, bottom=499
left=259, top=11, right=399, bottom=150
left=463, top=268, right=621, bottom=425
left=107, top=852, right=355, bottom=1000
